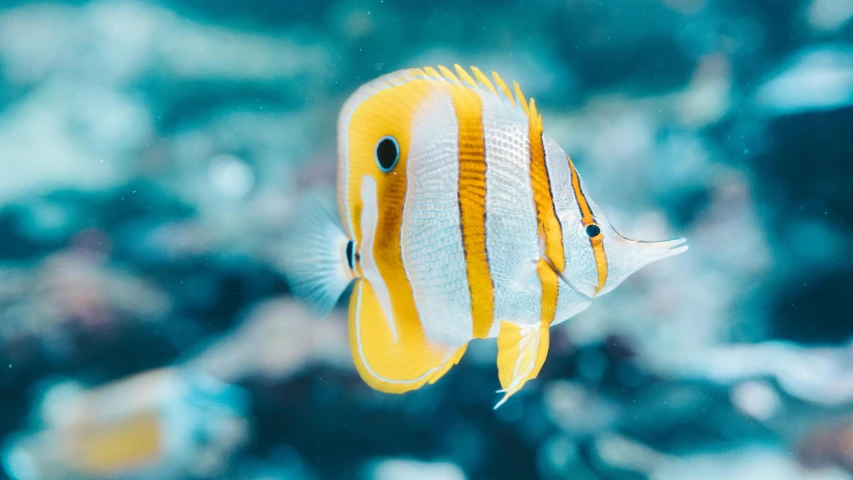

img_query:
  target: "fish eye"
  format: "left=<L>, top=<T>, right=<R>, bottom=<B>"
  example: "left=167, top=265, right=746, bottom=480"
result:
left=585, top=223, right=602, bottom=238
left=375, top=136, right=400, bottom=172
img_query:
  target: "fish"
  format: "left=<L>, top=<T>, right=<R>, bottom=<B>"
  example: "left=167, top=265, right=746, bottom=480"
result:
left=282, top=64, right=688, bottom=408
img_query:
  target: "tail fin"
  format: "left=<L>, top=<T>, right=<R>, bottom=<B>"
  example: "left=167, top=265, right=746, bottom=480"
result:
left=281, top=193, right=353, bottom=316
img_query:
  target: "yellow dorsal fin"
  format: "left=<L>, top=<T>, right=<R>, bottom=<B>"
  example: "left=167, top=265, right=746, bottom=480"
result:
left=423, top=66, right=442, bottom=79
left=422, top=65, right=535, bottom=114
left=494, top=320, right=550, bottom=409
left=513, top=82, right=529, bottom=115
left=454, top=64, right=478, bottom=88
left=470, top=66, right=498, bottom=95
left=528, top=98, right=542, bottom=131
left=437, top=65, right=462, bottom=84
left=492, top=71, right=516, bottom=106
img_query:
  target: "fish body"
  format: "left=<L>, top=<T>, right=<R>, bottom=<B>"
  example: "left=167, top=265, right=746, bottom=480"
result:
left=284, top=65, right=687, bottom=407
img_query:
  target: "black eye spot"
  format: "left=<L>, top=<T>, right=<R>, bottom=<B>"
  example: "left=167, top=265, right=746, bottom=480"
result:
left=345, top=240, right=354, bottom=269
left=375, top=136, right=399, bottom=172
left=585, top=224, right=601, bottom=238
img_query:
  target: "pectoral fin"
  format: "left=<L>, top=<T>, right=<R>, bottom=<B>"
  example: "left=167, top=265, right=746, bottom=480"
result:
left=349, top=279, right=467, bottom=394
left=494, top=320, right=550, bottom=409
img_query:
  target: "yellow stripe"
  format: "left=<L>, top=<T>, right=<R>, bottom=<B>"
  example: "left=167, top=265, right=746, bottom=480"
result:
left=449, top=85, right=494, bottom=339
left=527, top=101, right=564, bottom=325
left=567, top=156, right=608, bottom=295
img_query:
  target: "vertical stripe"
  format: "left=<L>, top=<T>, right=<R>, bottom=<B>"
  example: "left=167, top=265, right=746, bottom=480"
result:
left=359, top=176, right=398, bottom=340
left=400, top=90, right=473, bottom=347
left=527, top=105, right=564, bottom=326
left=567, top=156, right=609, bottom=295
left=339, top=70, right=448, bottom=361
left=542, top=136, right=593, bottom=323
left=481, top=91, right=541, bottom=336
left=449, top=86, right=494, bottom=339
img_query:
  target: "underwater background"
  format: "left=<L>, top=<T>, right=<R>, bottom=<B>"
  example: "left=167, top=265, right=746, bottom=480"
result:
left=0, top=0, right=852, bottom=479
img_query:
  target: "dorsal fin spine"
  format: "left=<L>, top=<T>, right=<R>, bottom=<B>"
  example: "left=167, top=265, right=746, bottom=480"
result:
left=513, top=82, right=529, bottom=115
left=491, top=71, right=516, bottom=106
left=529, top=98, right=542, bottom=131
left=423, top=66, right=442, bottom=79
left=470, top=66, right=498, bottom=95
left=437, top=65, right=462, bottom=84
left=454, top=64, right=479, bottom=88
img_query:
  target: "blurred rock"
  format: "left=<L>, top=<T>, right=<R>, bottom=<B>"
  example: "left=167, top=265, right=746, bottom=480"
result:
left=799, top=418, right=853, bottom=474
left=756, top=45, right=853, bottom=115
left=652, top=447, right=850, bottom=480
left=805, top=0, right=853, bottom=33
left=0, top=248, right=171, bottom=367
left=0, top=80, right=147, bottom=202
left=188, top=298, right=351, bottom=384
left=2, top=367, right=249, bottom=480
left=0, top=0, right=337, bottom=88
left=667, top=340, right=853, bottom=407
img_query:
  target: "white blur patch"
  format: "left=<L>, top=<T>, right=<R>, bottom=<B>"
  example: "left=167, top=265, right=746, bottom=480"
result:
left=731, top=380, right=782, bottom=421
left=367, top=458, right=467, bottom=480
left=208, top=154, right=255, bottom=200
left=38, top=381, right=86, bottom=428
left=756, top=46, right=853, bottom=115
left=2, top=448, right=38, bottom=480
left=806, top=0, right=853, bottom=32
left=653, top=447, right=850, bottom=480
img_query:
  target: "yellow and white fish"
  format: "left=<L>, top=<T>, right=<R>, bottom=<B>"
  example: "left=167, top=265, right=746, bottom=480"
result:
left=283, top=65, right=687, bottom=408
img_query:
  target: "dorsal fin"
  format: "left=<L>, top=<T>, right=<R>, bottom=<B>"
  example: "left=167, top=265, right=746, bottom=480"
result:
left=528, top=98, right=542, bottom=131
left=513, top=82, right=529, bottom=115
left=437, top=65, right=462, bottom=84
left=422, top=64, right=535, bottom=115
left=470, top=66, right=498, bottom=95
left=491, top=71, right=516, bottom=106
left=422, top=66, right=442, bottom=79
left=454, top=64, right=479, bottom=89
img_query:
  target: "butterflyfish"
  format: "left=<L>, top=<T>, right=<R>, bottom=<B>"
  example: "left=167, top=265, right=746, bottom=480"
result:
left=283, top=65, right=688, bottom=408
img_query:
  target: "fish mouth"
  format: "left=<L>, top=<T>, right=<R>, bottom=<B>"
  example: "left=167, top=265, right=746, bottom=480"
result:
left=630, top=237, right=689, bottom=268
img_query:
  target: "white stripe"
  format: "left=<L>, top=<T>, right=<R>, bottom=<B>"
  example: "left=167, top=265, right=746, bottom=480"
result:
left=510, top=324, right=538, bottom=389
left=480, top=91, right=542, bottom=336
left=542, top=135, right=593, bottom=324
left=359, top=176, right=397, bottom=342
left=400, top=90, right=473, bottom=347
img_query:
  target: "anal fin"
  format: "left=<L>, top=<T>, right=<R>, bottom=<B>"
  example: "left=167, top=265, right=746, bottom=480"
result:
left=429, top=343, right=468, bottom=385
left=494, top=320, right=550, bottom=409
left=349, top=279, right=467, bottom=394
